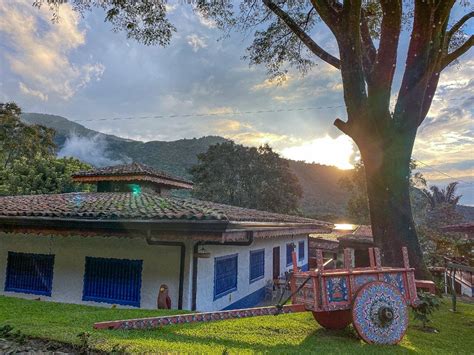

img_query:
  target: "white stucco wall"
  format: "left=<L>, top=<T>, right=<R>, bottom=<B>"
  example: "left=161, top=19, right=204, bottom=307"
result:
left=0, top=233, right=181, bottom=310
left=0, top=232, right=309, bottom=312
left=195, top=235, right=308, bottom=311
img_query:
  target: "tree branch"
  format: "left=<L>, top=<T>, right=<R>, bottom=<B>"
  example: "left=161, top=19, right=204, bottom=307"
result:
left=395, top=1, right=443, bottom=127
left=368, top=0, right=401, bottom=116
left=309, top=0, right=342, bottom=32
left=446, top=11, right=473, bottom=42
left=262, top=0, right=341, bottom=69
left=442, top=35, right=474, bottom=69
left=360, top=10, right=376, bottom=81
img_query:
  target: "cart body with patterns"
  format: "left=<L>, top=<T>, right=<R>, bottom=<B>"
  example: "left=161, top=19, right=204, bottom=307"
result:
left=291, top=246, right=418, bottom=344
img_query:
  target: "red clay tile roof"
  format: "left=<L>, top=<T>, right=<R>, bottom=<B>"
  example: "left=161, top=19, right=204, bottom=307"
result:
left=0, top=192, right=327, bottom=225
left=72, top=163, right=193, bottom=187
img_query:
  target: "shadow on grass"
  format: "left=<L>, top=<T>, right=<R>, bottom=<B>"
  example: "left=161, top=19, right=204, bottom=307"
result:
left=98, top=321, right=418, bottom=354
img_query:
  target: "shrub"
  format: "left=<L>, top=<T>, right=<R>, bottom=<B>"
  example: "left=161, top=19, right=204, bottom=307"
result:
left=412, top=291, right=442, bottom=329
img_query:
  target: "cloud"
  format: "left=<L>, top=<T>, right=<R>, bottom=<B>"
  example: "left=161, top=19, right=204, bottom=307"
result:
left=0, top=0, right=104, bottom=100
left=165, top=3, right=178, bottom=13
left=414, top=60, right=473, bottom=182
left=205, top=107, right=236, bottom=115
left=229, top=131, right=291, bottom=147
left=251, top=75, right=292, bottom=91
left=58, top=134, right=126, bottom=167
left=19, top=82, right=48, bottom=101
left=281, top=135, right=355, bottom=170
left=186, top=34, right=207, bottom=52
left=214, top=119, right=246, bottom=133
left=196, top=11, right=217, bottom=29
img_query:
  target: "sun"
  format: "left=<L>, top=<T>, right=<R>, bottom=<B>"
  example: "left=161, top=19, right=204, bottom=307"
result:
left=281, top=135, right=355, bottom=170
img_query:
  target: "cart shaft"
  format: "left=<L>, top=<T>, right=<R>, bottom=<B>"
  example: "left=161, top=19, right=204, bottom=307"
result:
left=94, top=304, right=306, bottom=330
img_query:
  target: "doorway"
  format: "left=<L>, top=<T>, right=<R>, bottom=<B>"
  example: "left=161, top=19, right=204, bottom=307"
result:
left=273, top=246, right=280, bottom=280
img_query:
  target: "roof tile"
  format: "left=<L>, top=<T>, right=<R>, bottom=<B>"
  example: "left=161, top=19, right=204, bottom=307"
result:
left=0, top=192, right=327, bottom=225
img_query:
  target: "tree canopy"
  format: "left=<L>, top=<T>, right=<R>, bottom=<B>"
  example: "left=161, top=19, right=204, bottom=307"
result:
left=190, top=142, right=302, bottom=214
left=0, top=102, right=92, bottom=195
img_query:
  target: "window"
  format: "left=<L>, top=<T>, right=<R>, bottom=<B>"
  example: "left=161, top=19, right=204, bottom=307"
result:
left=298, top=241, right=305, bottom=261
left=286, top=243, right=294, bottom=266
left=214, top=254, right=238, bottom=300
left=5, top=252, right=54, bottom=296
left=249, top=249, right=265, bottom=283
left=82, top=257, right=142, bottom=307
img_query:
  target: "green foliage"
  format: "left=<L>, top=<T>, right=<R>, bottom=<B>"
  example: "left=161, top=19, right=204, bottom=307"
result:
left=1, top=295, right=474, bottom=353
left=190, top=142, right=302, bottom=214
left=422, top=182, right=462, bottom=211
left=412, top=292, right=442, bottom=329
left=0, top=104, right=92, bottom=196
left=0, top=155, right=93, bottom=196
left=417, top=182, right=469, bottom=265
left=0, top=103, right=56, bottom=170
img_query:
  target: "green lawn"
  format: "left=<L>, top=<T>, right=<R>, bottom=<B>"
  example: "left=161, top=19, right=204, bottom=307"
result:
left=0, top=296, right=473, bottom=354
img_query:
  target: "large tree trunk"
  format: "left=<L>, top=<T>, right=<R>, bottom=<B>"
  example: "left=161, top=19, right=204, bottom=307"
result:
left=359, top=129, right=431, bottom=280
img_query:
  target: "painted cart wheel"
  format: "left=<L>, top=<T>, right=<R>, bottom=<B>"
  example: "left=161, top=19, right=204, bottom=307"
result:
left=351, top=281, right=408, bottom=345
left=312, top=310, right=352, bottom=330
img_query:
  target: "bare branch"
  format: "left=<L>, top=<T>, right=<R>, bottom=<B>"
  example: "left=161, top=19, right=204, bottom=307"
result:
left=262, top=0, right=341, bottom=69
left=442, top=35, right=474, bottom=69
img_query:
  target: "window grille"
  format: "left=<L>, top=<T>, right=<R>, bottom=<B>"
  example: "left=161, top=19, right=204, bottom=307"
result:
left=298, top=241, right=305, bottom=261
left=82, top=257, right=142, bottom=307
left=5, top=252, right=54, bottom=296
left=286, top=243, right=294, bottom=266
left=214, top=254, right=238, bottom=300
left=249, top=249, right=265, bottom=283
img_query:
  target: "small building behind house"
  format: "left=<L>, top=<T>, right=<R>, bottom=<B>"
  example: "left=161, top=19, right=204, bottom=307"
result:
left=0, top=163, right=331, bottom=311
left=309, top=224, right=374, bottom=269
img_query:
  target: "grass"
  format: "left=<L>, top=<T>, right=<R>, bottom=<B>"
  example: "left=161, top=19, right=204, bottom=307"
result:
left=0, top=296, right=473, bottom=354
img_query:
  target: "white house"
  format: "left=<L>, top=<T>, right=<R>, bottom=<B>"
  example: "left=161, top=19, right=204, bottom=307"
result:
left=0, top=163, right=330, bottom=311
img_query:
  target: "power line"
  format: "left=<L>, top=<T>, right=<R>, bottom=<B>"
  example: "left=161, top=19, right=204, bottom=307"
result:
left=412, top=158, right=473, bottom=186
left=74, top=104, right=345, bottom=122
left=73, top=95, right=472, bottom=123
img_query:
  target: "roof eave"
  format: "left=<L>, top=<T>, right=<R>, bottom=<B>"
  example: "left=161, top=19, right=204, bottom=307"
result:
left=0, top=216, right=331, bottom=238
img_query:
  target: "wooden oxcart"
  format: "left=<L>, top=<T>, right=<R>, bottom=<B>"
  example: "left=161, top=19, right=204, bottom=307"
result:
left=95, top=247, right=431, bottom=345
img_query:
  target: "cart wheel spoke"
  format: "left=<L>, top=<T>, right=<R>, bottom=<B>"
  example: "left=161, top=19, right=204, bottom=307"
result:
left=351, top=281, right=408, bottom=345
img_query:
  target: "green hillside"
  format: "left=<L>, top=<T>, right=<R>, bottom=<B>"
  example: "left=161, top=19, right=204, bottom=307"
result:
left=21, top=112, right=350, bottom=217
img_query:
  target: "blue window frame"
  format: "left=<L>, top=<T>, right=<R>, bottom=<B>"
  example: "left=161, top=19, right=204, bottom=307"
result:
left=214, top=254, right=238, bottom=300
left=286, top=243, right=294, bottom=266
left=5, top=252, right=54, bottom=296
left=82, top=257, right=142, bottom=307
left=249, top=249, right=265, bottom=283
left=298, top=241, right=305, bottom=261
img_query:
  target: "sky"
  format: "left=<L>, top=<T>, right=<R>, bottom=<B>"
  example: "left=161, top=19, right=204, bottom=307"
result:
left=0, top=1, right=473, bottom=204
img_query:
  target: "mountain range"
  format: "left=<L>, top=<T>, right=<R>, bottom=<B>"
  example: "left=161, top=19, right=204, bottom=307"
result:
left=20, top=113, right=352, bottom=220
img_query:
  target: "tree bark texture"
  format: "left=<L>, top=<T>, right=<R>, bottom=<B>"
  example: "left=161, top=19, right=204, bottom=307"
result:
left=358, top=128, right=431, bottom=279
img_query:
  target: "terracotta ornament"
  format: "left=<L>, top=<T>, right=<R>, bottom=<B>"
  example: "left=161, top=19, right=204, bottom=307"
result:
left=157, top=284, right=172, bottom=309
